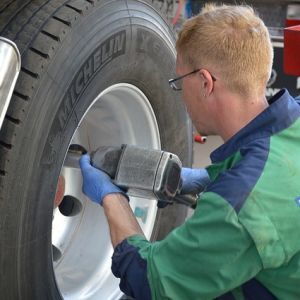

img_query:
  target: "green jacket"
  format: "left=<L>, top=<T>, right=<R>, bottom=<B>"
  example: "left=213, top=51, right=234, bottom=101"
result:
left=112, top=89, right=300, bottom=300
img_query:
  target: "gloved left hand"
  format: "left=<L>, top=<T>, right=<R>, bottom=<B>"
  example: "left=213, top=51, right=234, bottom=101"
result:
left=180, top=167, right=210, bottom=195
left=80, top=154, right=126, bottom=205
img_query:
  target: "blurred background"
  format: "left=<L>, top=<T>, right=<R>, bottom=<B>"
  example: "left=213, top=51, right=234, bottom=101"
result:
left=151, top=0, right=300, bottom=167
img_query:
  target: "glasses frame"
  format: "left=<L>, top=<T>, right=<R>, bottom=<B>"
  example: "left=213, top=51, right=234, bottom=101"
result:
left=168, top=69, right=216, bottom=91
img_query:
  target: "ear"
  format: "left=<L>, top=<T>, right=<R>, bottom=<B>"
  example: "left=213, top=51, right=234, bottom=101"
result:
left=199, top=69, right=214, bottom=97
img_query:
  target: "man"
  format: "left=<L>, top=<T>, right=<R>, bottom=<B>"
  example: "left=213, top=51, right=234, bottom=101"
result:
left=80, top=4, right=300, bottom=299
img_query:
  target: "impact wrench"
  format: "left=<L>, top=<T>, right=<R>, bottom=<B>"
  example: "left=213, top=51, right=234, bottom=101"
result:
left=65, top=144, right=197, bottom=209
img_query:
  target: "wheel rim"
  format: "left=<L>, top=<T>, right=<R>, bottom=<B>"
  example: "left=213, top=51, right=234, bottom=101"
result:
left=52, top=84, right=161, bottom=299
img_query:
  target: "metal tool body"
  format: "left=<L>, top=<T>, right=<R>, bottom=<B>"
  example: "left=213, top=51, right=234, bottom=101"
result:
left=91, top=144, right=197, bottom=207
left=67, top=144, right=197, bottom=208
left=92, top=144, right=182, bottom=200
left=0, top=37, right=21, bottom=131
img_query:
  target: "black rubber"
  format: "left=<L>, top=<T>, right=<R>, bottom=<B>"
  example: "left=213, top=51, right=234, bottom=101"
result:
left=0, top=0, right=192, bottom=299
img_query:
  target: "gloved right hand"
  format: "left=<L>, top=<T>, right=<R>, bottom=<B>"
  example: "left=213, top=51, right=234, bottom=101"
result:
left=80, top=154, right=126, bottom=205
left=180, top=167, right=210, bottom=195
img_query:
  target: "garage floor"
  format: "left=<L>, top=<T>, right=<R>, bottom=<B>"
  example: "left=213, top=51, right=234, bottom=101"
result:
left=192, top=135, right=223, bottom=168
left=186, top=135, right=223, bottom=218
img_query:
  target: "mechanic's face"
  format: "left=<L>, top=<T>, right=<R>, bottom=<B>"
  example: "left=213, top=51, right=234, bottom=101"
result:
left=176, top=55, right=211, bottom=135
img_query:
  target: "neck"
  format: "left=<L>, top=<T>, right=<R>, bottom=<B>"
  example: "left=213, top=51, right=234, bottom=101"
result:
left=215, top=92, right=269, bottom=142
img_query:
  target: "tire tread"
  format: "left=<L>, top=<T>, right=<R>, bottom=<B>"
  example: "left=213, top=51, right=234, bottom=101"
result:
left=0, top=1, right=67, bottom=175
left=0, top=0, right=173, bottom=176
left=0, top=0, right=96, bottom=176
left=0, top=1, right=16, bottom=13
left=0, top=1, right=32, bottom=32
left=21, top=66, right=39, bottom=79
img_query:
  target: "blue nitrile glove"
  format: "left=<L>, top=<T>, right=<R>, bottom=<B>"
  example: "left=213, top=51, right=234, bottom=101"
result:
left=180, top=167, right=211, bottom=195
left=80, top=154, right=126, bottom=205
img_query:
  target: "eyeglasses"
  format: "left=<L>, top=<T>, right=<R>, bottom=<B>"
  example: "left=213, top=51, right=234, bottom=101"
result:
left=168, top=69, right=216, bottom=91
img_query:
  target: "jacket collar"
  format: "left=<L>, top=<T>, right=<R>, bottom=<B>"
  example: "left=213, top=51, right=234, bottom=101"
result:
left=211, top=89, right=300, bottom=163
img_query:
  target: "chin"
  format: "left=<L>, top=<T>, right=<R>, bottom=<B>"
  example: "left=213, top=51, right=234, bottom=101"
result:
left=195, top=126, right=207, bottom=136
left=196, top=128, right=213, bottom=136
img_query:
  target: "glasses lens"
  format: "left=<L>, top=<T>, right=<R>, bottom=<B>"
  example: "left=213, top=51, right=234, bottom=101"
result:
left=169, top=79, right=182, bottom=91
left=175, top=78, right=182, bottom=90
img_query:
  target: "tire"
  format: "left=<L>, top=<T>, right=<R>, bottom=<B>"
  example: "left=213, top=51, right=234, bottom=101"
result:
left=0, top=1, right=192, bottom=299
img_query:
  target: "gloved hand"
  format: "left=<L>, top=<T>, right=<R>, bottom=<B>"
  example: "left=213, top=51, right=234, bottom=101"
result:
left=180, top=167, right=210, bottom=195
left=80, top=154, right=126, bottom=205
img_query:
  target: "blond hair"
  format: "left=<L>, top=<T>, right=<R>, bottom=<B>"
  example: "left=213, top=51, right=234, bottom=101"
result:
left=176, top=3, right=273, bottom=98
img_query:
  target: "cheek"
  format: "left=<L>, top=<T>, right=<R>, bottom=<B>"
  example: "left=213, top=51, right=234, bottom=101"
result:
left=182, top=91, right=191, bottom=111
left=182, top=92, right=197, bottom=120
left=182, top=86, right=194, bottom=105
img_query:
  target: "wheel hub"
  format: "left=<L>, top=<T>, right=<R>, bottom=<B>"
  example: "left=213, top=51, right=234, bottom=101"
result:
left=52, top=84, right=161, bottom=299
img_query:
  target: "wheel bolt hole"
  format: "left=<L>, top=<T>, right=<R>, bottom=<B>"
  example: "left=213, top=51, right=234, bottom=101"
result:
left=59, top=195, right=82, bottom=217
left=69, top=144, right=87, bottom=154
left=52, top=245, right=62, bottom=262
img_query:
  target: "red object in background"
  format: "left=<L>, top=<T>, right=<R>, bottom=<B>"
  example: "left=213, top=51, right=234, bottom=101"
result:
left=284, top=25, right=300, bottom=76
left=172, top=0, right=185, bottom=25
left=285, top=19, right=300, bottom=27
left=194, top=134, right=207, bottom=144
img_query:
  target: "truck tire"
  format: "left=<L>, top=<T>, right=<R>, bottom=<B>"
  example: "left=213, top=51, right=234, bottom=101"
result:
left=0, top=0, right=192, bottom=299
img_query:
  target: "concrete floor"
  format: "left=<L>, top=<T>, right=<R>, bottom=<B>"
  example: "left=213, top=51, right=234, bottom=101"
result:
left=192, top=135, right=223, bottom=168
left=186, top=135, right=223, bottom=218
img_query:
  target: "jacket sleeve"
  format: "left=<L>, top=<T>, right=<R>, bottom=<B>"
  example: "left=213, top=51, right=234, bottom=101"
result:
left=112, top=191, right=263, bottom=300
